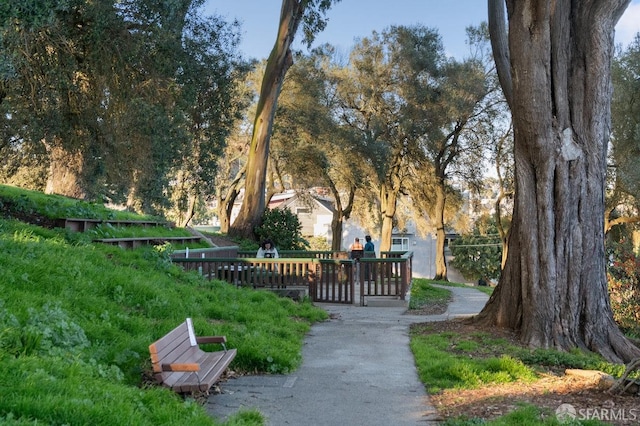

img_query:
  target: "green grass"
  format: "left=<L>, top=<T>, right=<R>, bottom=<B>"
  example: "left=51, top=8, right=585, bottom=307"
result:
left=0, top=187, right=329, bottom=425
left=0, top=184, right=162, bottom=221
left=410, top=329, right=536, bottom=394
left=432, top=278, right=495, bottom=296
left=408, top=279, right=621, bottom=425
left=408, top=278, right=452, bottom=309
left=88, top=224, right=193, bottom=239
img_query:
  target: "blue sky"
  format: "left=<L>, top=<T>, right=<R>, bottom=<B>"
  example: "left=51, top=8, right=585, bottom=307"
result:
left=204, top=0, right=640, bottom=61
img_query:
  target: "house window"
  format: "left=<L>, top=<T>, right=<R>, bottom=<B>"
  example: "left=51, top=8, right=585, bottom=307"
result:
left=391, top=237, right=409, bottom=251
left=296, top=207, right=311, bottom=215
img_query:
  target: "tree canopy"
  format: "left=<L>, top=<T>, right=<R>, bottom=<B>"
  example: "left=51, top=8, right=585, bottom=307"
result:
left=0, top=0, right=248, bottom=221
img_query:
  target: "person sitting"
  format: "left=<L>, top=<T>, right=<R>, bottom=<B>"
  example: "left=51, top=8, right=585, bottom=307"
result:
left=257, top=239, right=279, bottom=259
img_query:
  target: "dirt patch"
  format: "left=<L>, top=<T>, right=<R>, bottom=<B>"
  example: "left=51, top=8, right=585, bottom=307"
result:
left=414, top=319, right=640, bottom=425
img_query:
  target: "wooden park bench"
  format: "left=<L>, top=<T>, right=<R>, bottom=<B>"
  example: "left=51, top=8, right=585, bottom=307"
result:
left=148, top=318, right=237, bottom=394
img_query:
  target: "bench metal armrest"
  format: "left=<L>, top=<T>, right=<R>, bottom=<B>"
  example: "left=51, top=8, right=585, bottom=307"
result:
left=161, top=363, right=200, bottom=372
left=196, top=336, right=228, bottom=351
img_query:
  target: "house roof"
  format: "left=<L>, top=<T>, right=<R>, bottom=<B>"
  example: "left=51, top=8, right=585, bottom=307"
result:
left=277, top=193, right=335, bottom=215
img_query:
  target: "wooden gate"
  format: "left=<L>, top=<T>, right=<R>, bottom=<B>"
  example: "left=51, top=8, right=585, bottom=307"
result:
left=309, top=259, right=354, bottom=304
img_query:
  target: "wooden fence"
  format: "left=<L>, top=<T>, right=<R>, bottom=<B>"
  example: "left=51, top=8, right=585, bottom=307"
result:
left=171, top=249, right=413, bottom=305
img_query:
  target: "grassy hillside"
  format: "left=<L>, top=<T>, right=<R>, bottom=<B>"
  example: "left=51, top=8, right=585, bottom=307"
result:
left=0, top=185, right=328, bottom=425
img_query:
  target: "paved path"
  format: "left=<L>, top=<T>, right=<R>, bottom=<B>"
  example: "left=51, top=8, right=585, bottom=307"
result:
left=206, top=285, right=489, bottom=426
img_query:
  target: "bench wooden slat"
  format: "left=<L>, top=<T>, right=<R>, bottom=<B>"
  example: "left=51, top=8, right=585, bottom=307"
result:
left=148, top=318, right=236, bottom=394
left=171, top=349, right=236, bottom=393
left=171, top=349, right=238, bottom=393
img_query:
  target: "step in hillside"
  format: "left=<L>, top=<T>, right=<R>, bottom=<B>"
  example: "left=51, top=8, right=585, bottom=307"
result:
left=56, top=217, right=173, bottom=232
left=94, top=236, right=204, bottom=249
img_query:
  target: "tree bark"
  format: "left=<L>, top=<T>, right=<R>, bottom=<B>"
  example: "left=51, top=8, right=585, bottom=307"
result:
left=44, top=143, right=86, bottom=199
left=433, top=178, right=448, bottom=280
left=477, top=0, right=640, bottom=363
left=229, top=0, right=302, bottom=239
left=328, top=178, right=354, bottom=251
left=217, top=184, right=241, bottom=234
left=379, top=184, right=398, bottom=253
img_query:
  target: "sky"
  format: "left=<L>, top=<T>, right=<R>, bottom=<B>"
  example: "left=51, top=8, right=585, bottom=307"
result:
left=204, top=0, right=640, bottom=61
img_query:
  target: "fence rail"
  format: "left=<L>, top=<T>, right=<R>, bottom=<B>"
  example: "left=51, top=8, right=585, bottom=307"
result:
left=172, top=250, right=413, bottom=305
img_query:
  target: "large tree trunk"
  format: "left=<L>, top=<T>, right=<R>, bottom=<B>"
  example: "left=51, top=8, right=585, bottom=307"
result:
left=331, top=214, right=344, bottom=251
left=379, top=184, right=398, bottom=253
left=217, top=188, right=239, bottom=234
left=328, top=180, right=354, bottom=251
left=45, top=143, right=86, bottom=199
left=478, top=0, right=640, bottom=363
left=229, top=0, right=302, bottom=239
left=433, top=179, right=448, bottom=280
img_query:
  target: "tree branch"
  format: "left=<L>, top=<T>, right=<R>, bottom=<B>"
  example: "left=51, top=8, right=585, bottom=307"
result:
left=488, top=0, right=513, bottom=109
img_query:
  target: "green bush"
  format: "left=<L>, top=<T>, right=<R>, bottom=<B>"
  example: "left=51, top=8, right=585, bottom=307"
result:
left=449, top=215, right=504, bottom=282
left=254, top=208, right=308, bottom=250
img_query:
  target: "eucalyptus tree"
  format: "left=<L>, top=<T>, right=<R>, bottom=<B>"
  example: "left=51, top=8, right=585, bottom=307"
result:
left=272, top=49, right=369, bottom=250
left=230, top=0, right=340, bottom=240
left=478, top=0, right=640, bottom=363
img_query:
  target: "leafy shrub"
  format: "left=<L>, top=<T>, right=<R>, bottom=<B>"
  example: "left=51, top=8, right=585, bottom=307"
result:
left=306, top=236, right=330, bottom=251
left=450, top=215, right=503, bottom=282
left=254, top=208, right=308, bottom=250
left=0, top=302, right=91, bottom=358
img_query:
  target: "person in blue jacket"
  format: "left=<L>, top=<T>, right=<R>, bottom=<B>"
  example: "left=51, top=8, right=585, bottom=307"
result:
left=364, top=235, right=375, bottom=254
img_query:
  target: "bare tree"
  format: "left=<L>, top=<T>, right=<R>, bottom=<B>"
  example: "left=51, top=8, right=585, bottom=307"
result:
left=477, top=0, right=640, bottom=363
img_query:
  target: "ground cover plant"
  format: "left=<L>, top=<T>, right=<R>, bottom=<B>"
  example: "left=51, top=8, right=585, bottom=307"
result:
left=0, top=187, right=328, bottom=425
left=409, top=280, right=640, bottom=425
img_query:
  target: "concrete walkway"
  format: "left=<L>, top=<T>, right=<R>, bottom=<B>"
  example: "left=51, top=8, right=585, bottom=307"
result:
left=206, top=285, right=489, bottom=426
